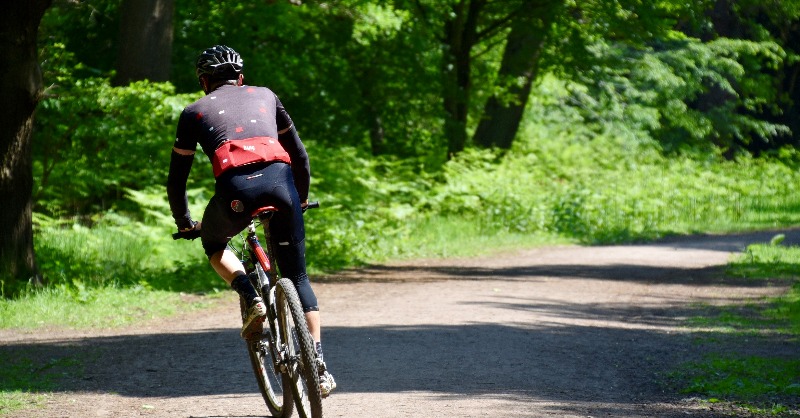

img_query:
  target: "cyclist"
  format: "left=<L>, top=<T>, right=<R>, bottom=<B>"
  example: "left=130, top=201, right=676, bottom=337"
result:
left=167, top=45, right=336, bottom=396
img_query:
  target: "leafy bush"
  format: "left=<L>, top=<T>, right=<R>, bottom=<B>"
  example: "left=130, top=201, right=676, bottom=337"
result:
left=420, top=77, right=800, bottom=244
left=29, top=72, right=800, bottom=292
left=34, top=43, right=200, bottom=217
left=571, top=36, right=790, bottom=155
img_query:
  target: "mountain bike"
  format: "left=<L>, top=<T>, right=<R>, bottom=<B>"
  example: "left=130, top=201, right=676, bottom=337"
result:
left=173, top=202, right=323, bottom=418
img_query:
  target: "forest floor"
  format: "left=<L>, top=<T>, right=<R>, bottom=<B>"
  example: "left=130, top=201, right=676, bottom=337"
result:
left=1, top=230, right=798, bottom=417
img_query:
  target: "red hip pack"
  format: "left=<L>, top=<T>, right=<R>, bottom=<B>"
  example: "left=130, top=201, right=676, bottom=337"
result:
left=212, top=136, right=291, bottom=177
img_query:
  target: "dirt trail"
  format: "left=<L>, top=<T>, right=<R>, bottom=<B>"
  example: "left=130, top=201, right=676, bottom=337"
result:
left=1, top=230, right=798, bottom=417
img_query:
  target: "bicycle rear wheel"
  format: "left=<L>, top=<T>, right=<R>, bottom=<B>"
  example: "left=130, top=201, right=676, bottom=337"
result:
left=242, top=267, right=293, bottom=417
left=275, top=278, right=323, bottom=418
left=245, top=331, right=294, bottom=417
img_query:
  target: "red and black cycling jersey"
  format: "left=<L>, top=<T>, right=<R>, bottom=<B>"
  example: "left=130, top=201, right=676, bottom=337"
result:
left=174, top=84, right=310, bottom=200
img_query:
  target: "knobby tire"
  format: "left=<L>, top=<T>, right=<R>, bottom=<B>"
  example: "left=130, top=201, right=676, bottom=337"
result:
left=276, top=278, right=323, bottom=418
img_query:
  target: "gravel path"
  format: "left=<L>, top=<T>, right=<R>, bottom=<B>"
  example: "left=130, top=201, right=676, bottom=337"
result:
left=1, top=230, right=798, bottom=417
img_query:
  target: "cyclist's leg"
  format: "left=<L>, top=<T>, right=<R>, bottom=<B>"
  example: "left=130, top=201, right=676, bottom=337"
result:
left=262, top=171, right=320, bottom=333
left=202, top=193, right=266, bottom=336
left=258, top=164, right=335, bottom=396
left=201, top=194, right=251, bottom=284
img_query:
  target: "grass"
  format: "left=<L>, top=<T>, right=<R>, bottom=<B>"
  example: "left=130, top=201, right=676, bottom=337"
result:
left=673, top=356, right=800, bottom=416
left=726, top=242, right=800, bottom=335
left=369, top=214, right=572, bottom=262
left=671, top=243, right=800, bottom=416
left=0, top=392, right=48, bottom=416
left=0, top=285, right=221, bottom=330
left=0, top=356, right=81, bottom=416
left=0, top=223, right=227, bottom=415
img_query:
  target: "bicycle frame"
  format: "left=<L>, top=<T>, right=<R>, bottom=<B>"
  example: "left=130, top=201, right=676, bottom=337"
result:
left=232, top=212, right=282, bottom=343
left=244, top=218, right=274, bottom=275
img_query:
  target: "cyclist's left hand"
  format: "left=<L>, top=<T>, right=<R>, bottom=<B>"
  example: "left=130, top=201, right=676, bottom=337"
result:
left=177, top=219, right=200, bottom=232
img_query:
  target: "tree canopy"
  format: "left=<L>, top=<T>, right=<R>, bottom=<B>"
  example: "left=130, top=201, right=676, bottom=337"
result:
left=37, top=0, right=800, bottom=161
left=1, top=0, right=798, bottom=290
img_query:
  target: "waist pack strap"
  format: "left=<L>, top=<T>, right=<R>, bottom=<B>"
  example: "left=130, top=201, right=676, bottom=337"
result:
left=212, top=136, right=291, bottom=177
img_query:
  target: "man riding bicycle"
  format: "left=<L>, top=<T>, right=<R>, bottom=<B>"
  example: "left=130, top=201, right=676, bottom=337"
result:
left=166, top=45, right=335, bottom=396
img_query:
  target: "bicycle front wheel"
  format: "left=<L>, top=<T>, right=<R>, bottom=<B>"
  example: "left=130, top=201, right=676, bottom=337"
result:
left=275, top=278, right=323, bottom=418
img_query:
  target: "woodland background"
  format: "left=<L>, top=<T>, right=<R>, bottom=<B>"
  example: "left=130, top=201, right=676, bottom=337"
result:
left=1, top=0, right=799, bottom=293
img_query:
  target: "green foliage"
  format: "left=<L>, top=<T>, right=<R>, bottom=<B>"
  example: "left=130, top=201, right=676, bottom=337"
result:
left=34, top=43, right=200, bottom=217
left=288, top=144, right=436, bottom=269
left=22, top=0, right=800, bottom=308
left=25, top=67, right=800, bottom=291
left=31, top=197, right=223, bottom=296
left=419, top=82, right=800, bottom=244
left=171, top=0, right=445, bottom=158
left=674, top=355, right=800, bottom=414
left=38, top=0, right=119, bottom=78
left=38, top=0, right=800, bottom=161
left=567, top=36, right=790, bottom=155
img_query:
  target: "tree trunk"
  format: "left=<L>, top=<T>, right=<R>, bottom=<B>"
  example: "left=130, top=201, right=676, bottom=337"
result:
left=472, top=3, right=560, bottom=149
left=113, top=0, right=174, bottom=85
left=442, top=0, right=485, bottom=158
left=1, top=0, right=52, bottom=295
left=352, top=63, right=387, bottom=155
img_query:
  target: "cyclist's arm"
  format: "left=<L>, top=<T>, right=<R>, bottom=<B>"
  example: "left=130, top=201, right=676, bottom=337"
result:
left=278, top=123, right=310, bottom=202
left=276, top=97, right=311, bottom=202
left=168, top=111, right=199, bottom=230
left=173, top=147, right=195, bottom=156
left=167, top=148, right=195, bottom=230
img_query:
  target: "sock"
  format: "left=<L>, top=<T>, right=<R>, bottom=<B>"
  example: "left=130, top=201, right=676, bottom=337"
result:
left=230, top=274, right=259, bottom=304
left=315, top=341, right=324, bottom=362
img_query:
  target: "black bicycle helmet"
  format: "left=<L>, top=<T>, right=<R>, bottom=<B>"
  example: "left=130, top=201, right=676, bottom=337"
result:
left=195, top=45, right=243, bottom=80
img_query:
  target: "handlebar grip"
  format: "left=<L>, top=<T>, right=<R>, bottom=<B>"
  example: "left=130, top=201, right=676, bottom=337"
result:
left=306, top=201, right=320, bottom=210
left=172, top=229, right=202, bottom=240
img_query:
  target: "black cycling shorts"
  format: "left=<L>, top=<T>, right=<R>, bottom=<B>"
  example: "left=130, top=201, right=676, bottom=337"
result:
left=201, top=162, right=304, bottom=253
left=200, top=162, right=318, bottom=311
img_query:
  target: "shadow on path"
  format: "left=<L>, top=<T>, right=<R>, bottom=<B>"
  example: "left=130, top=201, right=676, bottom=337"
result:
left=649, top=228, right=800, bottom=252
left=320, top=228, right=800, bottom=286
left=0, top=303, right=793, bottom=404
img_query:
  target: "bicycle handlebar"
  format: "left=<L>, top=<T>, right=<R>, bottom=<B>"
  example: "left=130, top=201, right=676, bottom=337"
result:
left=171, top=201, right=320, bottom=240
left=172, top=227, right=202, bottom=240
